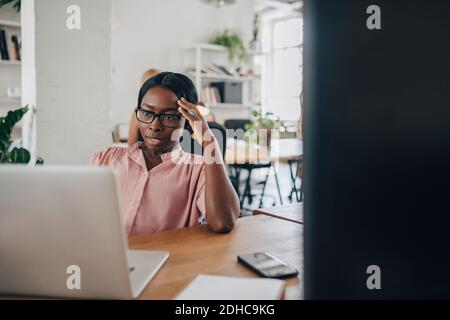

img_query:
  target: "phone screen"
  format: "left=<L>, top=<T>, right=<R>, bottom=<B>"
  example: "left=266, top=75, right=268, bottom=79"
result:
left=238, top=252, right=298, bottom=278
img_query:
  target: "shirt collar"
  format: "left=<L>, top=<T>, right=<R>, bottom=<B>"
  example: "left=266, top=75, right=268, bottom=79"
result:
left=127, top=142, right=184, bottom=168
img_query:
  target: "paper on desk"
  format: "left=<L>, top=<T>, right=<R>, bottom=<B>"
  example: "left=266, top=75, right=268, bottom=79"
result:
left=175, top=275, right=285, bottom=300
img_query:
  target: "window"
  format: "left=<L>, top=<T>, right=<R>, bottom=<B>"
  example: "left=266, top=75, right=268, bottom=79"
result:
left=260, top=15, right=303, bottom=121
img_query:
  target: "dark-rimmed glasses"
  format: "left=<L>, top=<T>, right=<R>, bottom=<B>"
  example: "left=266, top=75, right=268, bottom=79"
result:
left=135, top=108, right=183, bottom=128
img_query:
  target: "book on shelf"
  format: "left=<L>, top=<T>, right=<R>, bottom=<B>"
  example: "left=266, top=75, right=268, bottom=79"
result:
left=0, top=29, right=9, bottom=60
left=0, top=28, right=21, bottom=62
left=187, top=64, right=239, bottom=78
left=199, top=86, right=221, bottom=106
left=214, top=64, right=235, bottom=76
left=206, top=64, right=223, bottom=76
left=11, top=34, right=21, bottom=61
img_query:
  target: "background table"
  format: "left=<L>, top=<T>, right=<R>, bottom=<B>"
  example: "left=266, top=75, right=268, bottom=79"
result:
left=225, top=138, right=303, bottom=164
left=253, top=203, right=303, bottom=224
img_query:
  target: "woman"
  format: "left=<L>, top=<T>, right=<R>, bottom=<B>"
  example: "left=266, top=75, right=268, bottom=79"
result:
left=127, top=69, right=161, bottom=147
left=91, top=72, right=240, bottom=235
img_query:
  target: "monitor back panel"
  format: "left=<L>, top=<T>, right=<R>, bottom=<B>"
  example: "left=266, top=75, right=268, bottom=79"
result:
left=304, top=0, right=450, bottom=299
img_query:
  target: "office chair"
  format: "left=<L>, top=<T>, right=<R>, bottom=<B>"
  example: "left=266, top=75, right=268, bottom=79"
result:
left=178, top=122, right=229, bottom=225
left=224, top=119, right=253, bottom=138
left=180, top=122, right=226, bottom=160
left=287, top=155, right=303, bottom=203
left=224, top=119, right=283, bottom=212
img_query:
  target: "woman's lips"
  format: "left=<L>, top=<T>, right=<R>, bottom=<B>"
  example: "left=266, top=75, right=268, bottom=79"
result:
left=147, top=136, right=163, bottom=143
left=146, top=135, right=162, bottom=140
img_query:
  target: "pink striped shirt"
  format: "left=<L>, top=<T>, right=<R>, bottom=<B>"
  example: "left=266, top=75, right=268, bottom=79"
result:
left=91, top=143, right=206, bottom=235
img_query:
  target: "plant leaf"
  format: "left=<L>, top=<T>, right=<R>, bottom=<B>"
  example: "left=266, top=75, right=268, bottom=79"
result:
left=211, top=29, right=248, bottom=65
left=244, top=123, right=256, bottom=131
left=0, top=0, right=20, bottom=12
left=10, top=147, right=31, bottom=164
left=2, top=106, right=28, bottom=139
left=0, top=124, right=9, bottom=142
left=13, top=0, right=20, bottom=11
left=35, top=157, right=44, bottom=165
left=0, top=140, right=8, bottom=153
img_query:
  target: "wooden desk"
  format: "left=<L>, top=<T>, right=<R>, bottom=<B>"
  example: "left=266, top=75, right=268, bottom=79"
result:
left=1, top=216, right=301, bottom=300
left=253, top=203, right=303, bottom=225
left=225, top=138, right=302, bottom=164
left=129, top=214, right=302, bottom=300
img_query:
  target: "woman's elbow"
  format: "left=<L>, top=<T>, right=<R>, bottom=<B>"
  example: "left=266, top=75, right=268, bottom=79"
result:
left=209, top=222, right=234, bottom=234
left=208, top=216, right=236, bottom=234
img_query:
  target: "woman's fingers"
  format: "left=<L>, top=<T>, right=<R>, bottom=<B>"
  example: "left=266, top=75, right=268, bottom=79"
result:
left=178, top=107, right=195, bottom=123
left=178, top=107, right=202, bottom=142
left=177, top=98, right=211, bottom=145
left=177, top=97, right=199, bottom=112
left=177, top=100, right=192, bottom=117
left=177, top=98, right=203, bottom=123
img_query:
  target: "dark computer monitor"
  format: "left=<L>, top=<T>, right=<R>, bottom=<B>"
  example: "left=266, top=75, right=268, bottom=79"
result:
left=303, top=0, right=450, bottom=299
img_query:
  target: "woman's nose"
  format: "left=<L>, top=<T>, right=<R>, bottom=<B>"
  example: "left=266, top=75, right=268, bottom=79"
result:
left=148, top=116, right=162, bottom=130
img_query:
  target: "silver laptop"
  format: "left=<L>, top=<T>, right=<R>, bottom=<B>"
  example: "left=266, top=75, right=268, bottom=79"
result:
left=0, top=166, right=169, bottom=299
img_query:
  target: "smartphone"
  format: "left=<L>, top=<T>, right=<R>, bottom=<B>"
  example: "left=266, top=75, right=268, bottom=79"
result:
left=237, top=252, right=299, bottom=279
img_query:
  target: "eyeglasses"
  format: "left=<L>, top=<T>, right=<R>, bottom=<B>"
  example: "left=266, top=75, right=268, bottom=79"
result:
left=135, top=108, right=183, bottom=128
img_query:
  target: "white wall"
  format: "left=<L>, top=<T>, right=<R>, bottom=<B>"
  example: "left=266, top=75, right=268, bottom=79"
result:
left=21, top=0, right=112, bottom=165
left=19, top=0, right=254, bottom=164
left=111, top=0, right=254, bottom=126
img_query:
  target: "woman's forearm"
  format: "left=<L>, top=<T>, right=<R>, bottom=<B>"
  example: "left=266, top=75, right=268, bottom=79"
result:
left=203, top=138, right=240, bottom=233
left=175, top=98, right=240, bottom=232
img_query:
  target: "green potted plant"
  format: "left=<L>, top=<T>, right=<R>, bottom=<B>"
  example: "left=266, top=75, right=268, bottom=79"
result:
left=0, top=0, right=21, bottom=11
left=244, top=110, right=280, bottom=147
left=0, top=106, right=43, bottom=165
left=211, top=29, right=249, bottom=66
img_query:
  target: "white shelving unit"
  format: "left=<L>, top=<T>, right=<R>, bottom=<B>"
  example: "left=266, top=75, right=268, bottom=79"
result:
left=187, top=71, right=257, bottom=83
left=212, top=103, right=253, bottom=109
left=184, top=44, right=263, bottom=121
left=0, top=17, right=21, bottom=106
left=0, top=19, right=20, bottom=27
left=0, top=15, right=22, bottom=138
left=0, top=97, right=20, bottom=104
left=0, top=59, right=20, bottom=66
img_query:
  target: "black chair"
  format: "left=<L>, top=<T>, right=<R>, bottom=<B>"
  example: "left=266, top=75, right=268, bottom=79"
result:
left=180, top=122, right=226, bottom=160
left=224, top=119, right=253, bottom=140
left=287, top=155, right=304, bottom=203
left=208, top=122, right=227, bottom=160
left=224, top=119, right=283, bottom=212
